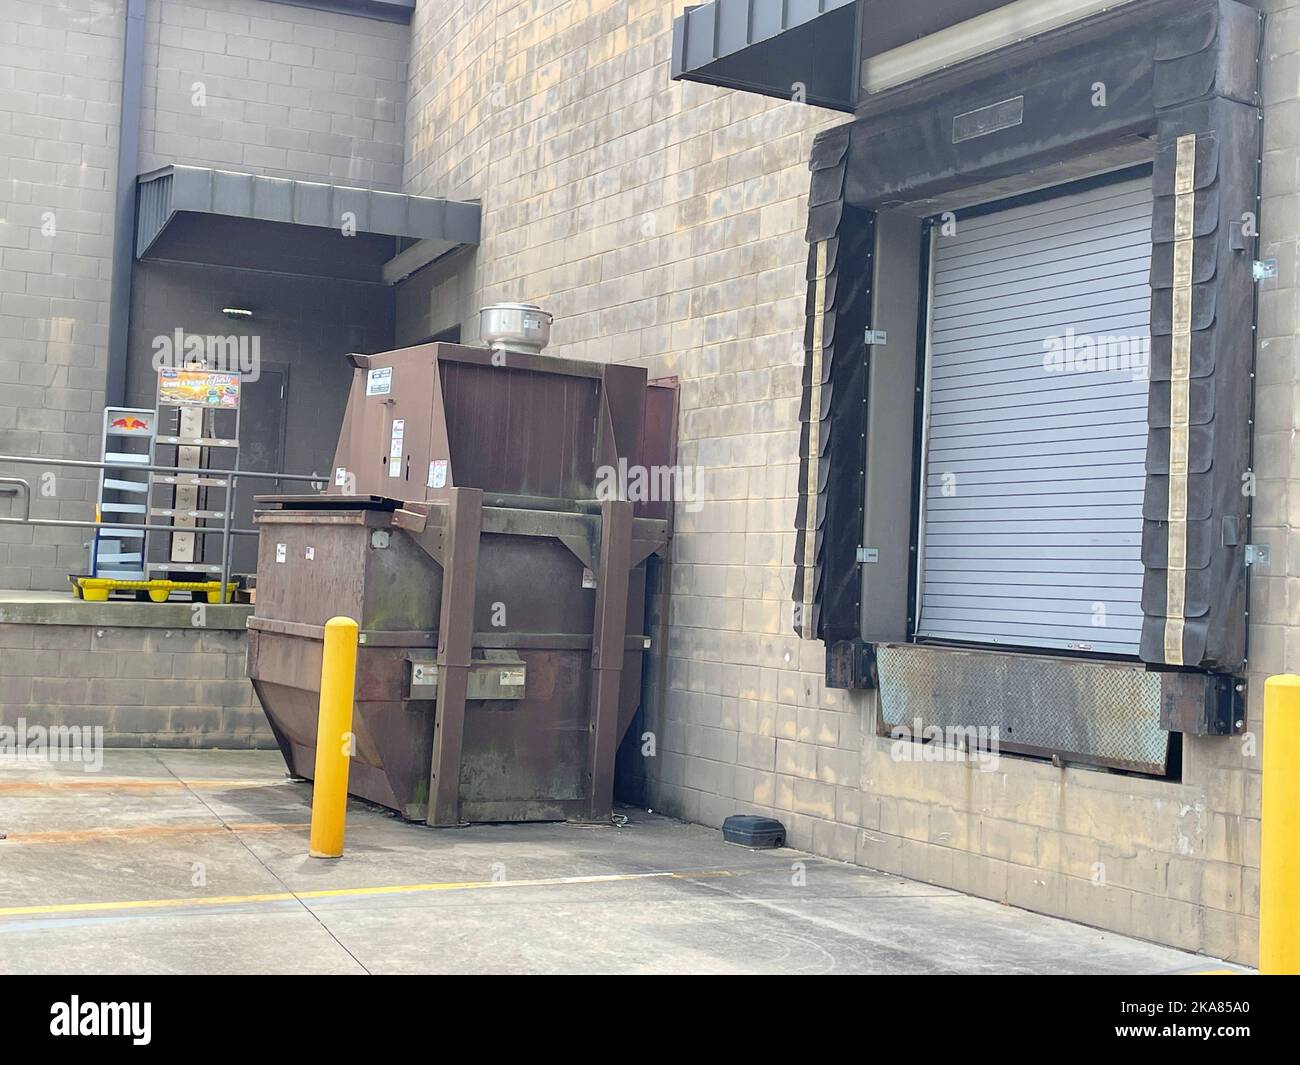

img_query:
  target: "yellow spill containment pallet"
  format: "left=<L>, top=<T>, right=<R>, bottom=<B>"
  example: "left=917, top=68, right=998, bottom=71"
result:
left=68, top=576, right=237, bottom=604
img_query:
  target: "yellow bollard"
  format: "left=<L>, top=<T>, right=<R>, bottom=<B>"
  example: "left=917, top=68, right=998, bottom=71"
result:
left=308, top=616, right=359, bottom=859
left=1260, top=674, right=1300, bottom=974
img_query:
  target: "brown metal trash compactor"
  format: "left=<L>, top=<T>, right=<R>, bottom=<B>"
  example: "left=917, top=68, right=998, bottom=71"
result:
left=245, top=341, right=673, bottom=825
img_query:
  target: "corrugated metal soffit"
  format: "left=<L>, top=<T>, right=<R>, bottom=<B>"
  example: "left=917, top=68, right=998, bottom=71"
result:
left=670, top=0, right=860, bottom=111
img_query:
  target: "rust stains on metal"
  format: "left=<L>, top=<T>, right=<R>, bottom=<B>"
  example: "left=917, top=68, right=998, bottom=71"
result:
left=248, top=343, right=675, bottom=826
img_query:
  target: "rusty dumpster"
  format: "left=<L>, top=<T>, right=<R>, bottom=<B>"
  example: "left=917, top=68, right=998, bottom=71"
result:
left=246, top=341, right=673, bottom=825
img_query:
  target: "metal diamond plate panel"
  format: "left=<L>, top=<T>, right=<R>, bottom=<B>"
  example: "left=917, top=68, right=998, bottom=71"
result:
left=877, top=643, right=1168, bottom=774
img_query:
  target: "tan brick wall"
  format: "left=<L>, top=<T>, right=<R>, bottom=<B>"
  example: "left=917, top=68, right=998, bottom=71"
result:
left=398, top=0, right=1298, bottom=965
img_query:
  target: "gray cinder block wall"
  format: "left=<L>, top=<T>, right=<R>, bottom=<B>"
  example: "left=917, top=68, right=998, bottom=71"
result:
left=393, top=0, right=1299, bottom=965
left=0, top=0, right=126, bottom=590
left=138, top=0, right=409, bottom=189
left=0, top=600, right=272, bottom=746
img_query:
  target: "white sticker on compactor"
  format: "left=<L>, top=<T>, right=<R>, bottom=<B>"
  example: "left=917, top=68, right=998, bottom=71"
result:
left=366, top=366, right=392, bottom=396
left=389, top=418, right=404, bottom=478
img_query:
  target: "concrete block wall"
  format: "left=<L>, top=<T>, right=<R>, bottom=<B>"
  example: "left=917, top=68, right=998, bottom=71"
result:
left=1254, top=0, right=1300, bottom=671
left=0, top=0, right=125, bottom=590
left=0, top=616, right=270, bottom=747
left=397, top=0, right=1298, bottom=964
left=399, top=0, right=837, bottom=364
left=140, top=0, right=410, bottom=190
left=403, top=0, right=500, bottom=200
left=394, top=244, right=477, bottom=345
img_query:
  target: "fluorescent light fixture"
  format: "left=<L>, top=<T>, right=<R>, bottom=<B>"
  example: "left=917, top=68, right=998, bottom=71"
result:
left=862, top=0, right=1140, bottom=94
left=221, top=307, right=253, bottom=320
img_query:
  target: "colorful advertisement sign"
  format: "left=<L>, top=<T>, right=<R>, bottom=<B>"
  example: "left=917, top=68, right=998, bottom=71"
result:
left=157, top=368, right=241, bottom=409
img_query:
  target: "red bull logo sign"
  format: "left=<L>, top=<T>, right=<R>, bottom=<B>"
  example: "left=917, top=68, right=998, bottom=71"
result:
left=109, top=415, right=152, bottom=432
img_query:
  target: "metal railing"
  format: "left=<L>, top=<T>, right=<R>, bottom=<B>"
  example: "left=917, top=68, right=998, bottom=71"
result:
left=0, top=453, right=325, bottom=593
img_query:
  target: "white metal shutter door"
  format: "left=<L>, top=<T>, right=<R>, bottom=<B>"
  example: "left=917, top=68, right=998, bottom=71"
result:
left=917, top=174, right=1153, bottom=655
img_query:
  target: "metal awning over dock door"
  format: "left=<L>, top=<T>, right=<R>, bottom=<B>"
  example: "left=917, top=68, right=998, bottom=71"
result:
left=135, top=165, right=481, bottom=284
left=670, top=0, right=1014, bottom=111
left=671, top=0, right=861, bottom=110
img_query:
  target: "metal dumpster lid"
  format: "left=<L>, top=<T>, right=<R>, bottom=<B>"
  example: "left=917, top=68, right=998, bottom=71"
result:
left=252, top=494, right=402, bottom=511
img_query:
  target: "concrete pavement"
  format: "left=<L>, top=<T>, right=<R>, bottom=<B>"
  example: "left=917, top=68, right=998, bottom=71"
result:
left=0, top=749, right=1236, bottom=974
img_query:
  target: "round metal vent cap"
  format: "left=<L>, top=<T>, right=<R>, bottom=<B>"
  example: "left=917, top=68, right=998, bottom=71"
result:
left=479, top=303, right=553, bottom=355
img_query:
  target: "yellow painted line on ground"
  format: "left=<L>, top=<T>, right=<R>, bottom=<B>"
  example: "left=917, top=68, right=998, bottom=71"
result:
left=0, top=869, right=735, bottom=919
left=0, top=822, right=309, bottom=846
left=0, top=778, right=292, bottom=793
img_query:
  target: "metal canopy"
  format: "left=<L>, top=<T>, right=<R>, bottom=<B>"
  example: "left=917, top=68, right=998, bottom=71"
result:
left=260, top=0, right=415, bottom=24
left=671, top=0, right=860, bottom=111
left=135, top=165, right=480, bottom=284
left=670, top=1, right=1084, bottom=111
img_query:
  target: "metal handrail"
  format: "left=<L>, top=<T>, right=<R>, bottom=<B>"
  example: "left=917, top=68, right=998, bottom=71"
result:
left=0, top=477, right=30, bottom=521
left=0, top=453, right=322, bottom=483
left=0, top=452, right=325, bottom=592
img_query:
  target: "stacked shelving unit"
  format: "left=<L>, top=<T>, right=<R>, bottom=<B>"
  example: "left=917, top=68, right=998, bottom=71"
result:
left=91, top=406, right=157, bottom=579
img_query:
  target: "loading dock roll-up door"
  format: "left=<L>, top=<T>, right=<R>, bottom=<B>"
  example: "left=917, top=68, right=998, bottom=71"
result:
left=916, top=173, right=1154, bottom=656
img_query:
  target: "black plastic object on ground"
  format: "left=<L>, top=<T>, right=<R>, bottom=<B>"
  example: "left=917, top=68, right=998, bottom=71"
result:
left=722, top=814, right=786, bottom=848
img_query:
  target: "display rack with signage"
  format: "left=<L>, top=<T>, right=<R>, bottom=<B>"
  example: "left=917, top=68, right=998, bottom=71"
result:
left=146, top=367, right=242, bottom=580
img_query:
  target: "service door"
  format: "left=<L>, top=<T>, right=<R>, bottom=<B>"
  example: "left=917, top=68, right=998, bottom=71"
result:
left=229, top=366, right=287, bottom=576
left=916, top=172, right=1154, bottom=655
